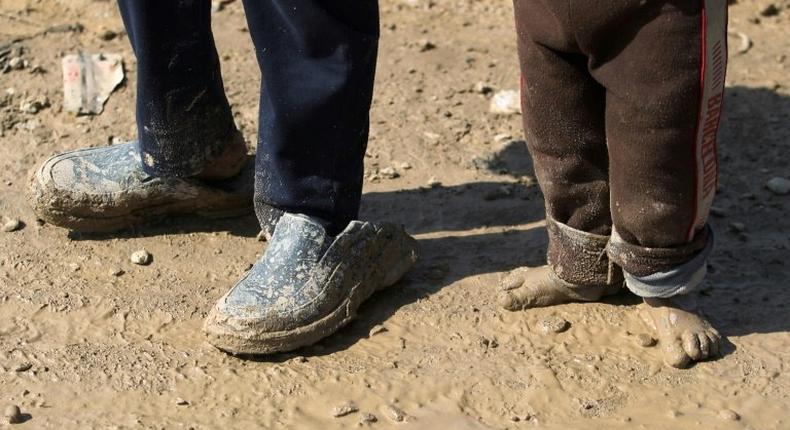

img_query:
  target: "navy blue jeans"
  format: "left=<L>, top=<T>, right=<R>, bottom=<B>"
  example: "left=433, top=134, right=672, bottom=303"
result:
left=118, top=0, right=379, bottom=234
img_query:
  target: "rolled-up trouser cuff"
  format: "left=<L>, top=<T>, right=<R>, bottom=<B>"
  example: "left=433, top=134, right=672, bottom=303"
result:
left=546, top=217, right=623, bottom=286
left=609, top=226, right=714, bottom=298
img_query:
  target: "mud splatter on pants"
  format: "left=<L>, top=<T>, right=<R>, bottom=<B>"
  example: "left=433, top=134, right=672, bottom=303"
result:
left=512, top=0, right=728, bottom=297
left=117, top=0, right=379, bottom=234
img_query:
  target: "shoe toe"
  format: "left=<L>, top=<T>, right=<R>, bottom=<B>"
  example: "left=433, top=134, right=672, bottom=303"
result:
left=204, top=214, right=420, bottom=355
left=44, top=153, right=81, bottom=190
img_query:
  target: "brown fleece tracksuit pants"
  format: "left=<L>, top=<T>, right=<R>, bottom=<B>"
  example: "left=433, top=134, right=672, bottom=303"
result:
left=513, top=0, right=728, bottom=297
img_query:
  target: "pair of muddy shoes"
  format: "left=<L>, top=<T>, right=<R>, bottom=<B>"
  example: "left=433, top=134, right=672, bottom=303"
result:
left=30, top=141, right=419, bottom=355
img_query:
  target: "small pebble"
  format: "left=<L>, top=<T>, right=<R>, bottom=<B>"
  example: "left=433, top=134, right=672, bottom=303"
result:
left=109, top=268, right=125, bottom=277
left=99, top=29, right=118, bottom=41
left=473, top=82, right=494, bottom=94
left=423, top=131, right=441, bottom=142
left=2, top=219, right=22, bottom=232
left=359, top=413, right=378, bottom=424
left=536, top=315, right=570, bottom=334
left=489, top=90, right=521, bottom=115
left=331, top=401, right=359, bottom=418
left=379, top=166, right=400, bottom=179
left=4, top=405, right=23, bottom=424
left=384, top=405, right=406, bottom=422
left=760, top=3, right=780, bottom=17
left=8, top=57, right=25, bottom=70
left=718, top=409, right=740, bottom=421
left=130, top=250, right=152, bottom=265
left=369, top=325, right=388, bottom=337
left=417, top=39, right=436, bottom=52
left=766, top=177, right=790, bottom=195
left=14, top=363, right=32, bottom=372
left=19, top=97, right=48, bottom=114
left=426, top=177, right=441, bottom=188
left=635, top=333, right=657, bottom=347
left=256, top=229, right=269, bottom=242
left=175, top=398, right=189, bottom=406
left=728, top=222, right=746, bottom=233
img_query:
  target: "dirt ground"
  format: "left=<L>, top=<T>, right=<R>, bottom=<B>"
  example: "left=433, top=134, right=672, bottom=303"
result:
left=1, top=0, right=789, bottom=428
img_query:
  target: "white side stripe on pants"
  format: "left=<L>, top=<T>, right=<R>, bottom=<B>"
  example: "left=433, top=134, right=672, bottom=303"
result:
left=688, top=0, right=728, bottom=241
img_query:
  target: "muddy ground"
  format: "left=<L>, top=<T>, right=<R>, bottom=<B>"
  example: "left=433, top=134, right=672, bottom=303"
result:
left=1, top=0, right=789, bottom=428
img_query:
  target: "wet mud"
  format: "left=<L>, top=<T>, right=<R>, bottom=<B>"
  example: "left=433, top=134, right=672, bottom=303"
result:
left=1, top=0, right=789, bottom=428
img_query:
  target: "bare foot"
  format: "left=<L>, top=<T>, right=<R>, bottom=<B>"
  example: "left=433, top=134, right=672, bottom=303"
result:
left=498, top=265, right=621, bottom=311
left=195, top=131, right=251, bottom=181
left=640, top=295, right=722, bottom=368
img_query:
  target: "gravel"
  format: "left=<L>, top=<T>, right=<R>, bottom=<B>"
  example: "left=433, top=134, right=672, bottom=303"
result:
left=130, top=250, right=152, bottom=265
left=331, top=401, right=359, bottom=418
left=4, top=405, right=23, bottom=424
left=766, top=177, right=790, bottom=195
left=536, top=315, right=570, bottom=334
left=2, top=219, right=23, bottom=232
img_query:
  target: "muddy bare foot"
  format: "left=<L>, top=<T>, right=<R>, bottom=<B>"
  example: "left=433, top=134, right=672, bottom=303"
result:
left=498, top=265, right=621, bottom=311
left=640, top=296, right=722, bottom=368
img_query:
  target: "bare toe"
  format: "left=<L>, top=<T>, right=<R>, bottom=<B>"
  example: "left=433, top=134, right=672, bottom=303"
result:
left=705, top=331, right=721, bottom=357
left=682, top=330, right=703, bottom=360
left=698, top=333, right=711, bottom=358
left=665, top=339, right=692, bottom=368
left=500, top=270, right=526, bottom=291
left=498, top=266, right=614, bottom=311
left=498, top=270, right=529, bottom=310
left=498, top=289, right=525, bottom=311
left=642, top=297, right=724, bottom=368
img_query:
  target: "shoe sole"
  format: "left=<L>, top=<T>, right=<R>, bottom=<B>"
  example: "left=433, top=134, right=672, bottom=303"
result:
left=31, top=196, right=254, bottom=232
left=29, top=158, right=254, bottom=232
left=202, top=224, right=419, bottom=355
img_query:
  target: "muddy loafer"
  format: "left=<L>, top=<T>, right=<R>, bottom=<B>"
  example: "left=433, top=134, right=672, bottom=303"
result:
left=203, top=212, right=419, bottom=355
left=30, top=141, right=254, bottom=232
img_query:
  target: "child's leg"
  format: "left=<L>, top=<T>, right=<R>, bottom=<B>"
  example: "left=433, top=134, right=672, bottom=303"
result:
left=500, top=0, right=623, bottom=310
left=588, top=0, right=728, bottom=367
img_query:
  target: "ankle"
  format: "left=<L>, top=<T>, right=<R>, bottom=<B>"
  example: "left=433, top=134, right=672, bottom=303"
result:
left=644, top=295, right=698, bottom=310
left=195, top=133, right=249, bottom=181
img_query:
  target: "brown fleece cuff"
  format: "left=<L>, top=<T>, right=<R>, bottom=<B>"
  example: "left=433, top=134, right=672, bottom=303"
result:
left=607, top=226, right=710, bottom=278
left=546, top=217, right=623, bottom=287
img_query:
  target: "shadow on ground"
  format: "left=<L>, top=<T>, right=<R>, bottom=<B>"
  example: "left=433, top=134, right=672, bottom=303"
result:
left=310, top=85, right=790, bottom=356
left=65, top=86, right=790, bottom=358
left=702, top=86, right=790, bottom=338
